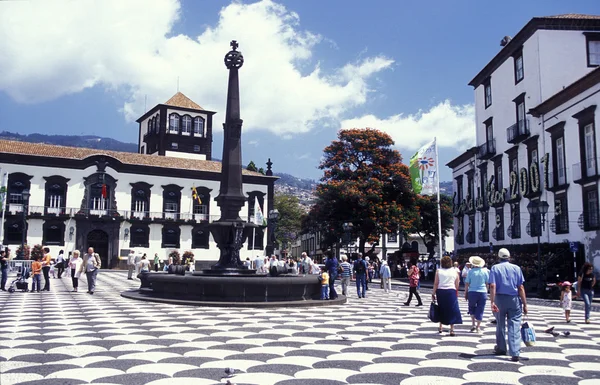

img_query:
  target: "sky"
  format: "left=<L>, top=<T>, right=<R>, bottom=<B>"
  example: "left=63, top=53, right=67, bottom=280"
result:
left=1, top=0, right=599, bottom=182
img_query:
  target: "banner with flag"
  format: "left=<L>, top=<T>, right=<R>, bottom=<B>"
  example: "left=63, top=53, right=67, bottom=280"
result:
left=254, top=196, right=267, bottom=226
left=191, top=186, right=202, bottom=204
left=409, top=139, right=438, bottom=196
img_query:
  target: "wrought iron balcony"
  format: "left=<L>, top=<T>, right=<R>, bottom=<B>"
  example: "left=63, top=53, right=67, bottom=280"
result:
left=573, top=158, right=600, bottom=183
left=506, top=119, right=530, bottom=144
left=477, top=139, right=496, bottom=160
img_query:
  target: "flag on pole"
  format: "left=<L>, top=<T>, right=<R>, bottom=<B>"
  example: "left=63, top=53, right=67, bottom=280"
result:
left=101, top=184, right=108, bottom=199
left=0, top=170, right=6, bottom=211
left=409, top=139, right=438, bottom=196
left=191, top=186, right=202, bottom=204
left=254, top=196, right=267, bottom=226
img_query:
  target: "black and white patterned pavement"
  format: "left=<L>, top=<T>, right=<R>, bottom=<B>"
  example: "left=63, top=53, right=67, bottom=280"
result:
left=1, top=271, right=600, bottom=385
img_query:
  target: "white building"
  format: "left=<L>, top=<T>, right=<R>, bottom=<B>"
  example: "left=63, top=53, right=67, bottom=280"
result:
left=0, top=92, right=277, bottom=268
left=447, top=14, right=600, bottom=276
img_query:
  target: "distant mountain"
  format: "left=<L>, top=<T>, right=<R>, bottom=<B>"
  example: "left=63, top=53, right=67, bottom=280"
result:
left=0, top=131, right=138, bottom=153
left=273, top=173, right=316, bottom=190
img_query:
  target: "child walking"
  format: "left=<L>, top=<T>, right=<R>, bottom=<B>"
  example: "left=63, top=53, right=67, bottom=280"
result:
left=31, top=256, right=42, bottom=293
left=560, top=281, right=573, bottom=323
left=319, top=266, right=329, bottom=300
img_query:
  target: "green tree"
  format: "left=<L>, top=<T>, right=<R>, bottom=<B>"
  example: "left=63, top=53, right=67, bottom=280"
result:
left=258, top=167, right=266, bottom=175
left=410, top=194, right=454, bottom=255
left=312, top=128, right=418, bottom=253
left=274, top=193, right=304, bottom=249
left=246, top=161, right=257, bottom=172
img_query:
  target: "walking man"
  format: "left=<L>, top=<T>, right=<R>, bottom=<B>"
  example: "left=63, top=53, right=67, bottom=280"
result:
left=80, top=247, right=101, bottom=294
left=325, top=253, right=339, bottom=299
left=127, top=250, right=136, bottom=280
left=339, top=255, right=352, bottom=296
left=489, top=248, right=528, bottom=362
left=353, top=253, right=368, bottom=298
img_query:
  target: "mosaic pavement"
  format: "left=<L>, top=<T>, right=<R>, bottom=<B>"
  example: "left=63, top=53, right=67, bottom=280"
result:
left=1, top=271, right=600, bottom=385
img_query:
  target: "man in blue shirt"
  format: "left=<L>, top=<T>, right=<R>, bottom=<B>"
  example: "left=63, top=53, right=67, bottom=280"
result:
left=489, top=248, right=528, bottom=362
left=353, top=253, right=368, bottom=298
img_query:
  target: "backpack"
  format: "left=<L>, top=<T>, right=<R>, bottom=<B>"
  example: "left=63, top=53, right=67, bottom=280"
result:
left=355, top=260, right=366, bottom=275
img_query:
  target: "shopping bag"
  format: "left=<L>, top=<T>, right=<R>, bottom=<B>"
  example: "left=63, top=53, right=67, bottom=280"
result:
left=521, top=320, right=536, bottom=347
left=428, top=302, right=440, bottom=323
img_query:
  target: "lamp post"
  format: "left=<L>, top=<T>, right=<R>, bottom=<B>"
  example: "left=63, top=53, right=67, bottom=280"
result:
left=267, top=209, right=279, bottom=257
left=20, top=189, right=30, bottom=259
left=527, top=199, right=549, bottom=295
left=342, top=222, right=353, bottom=258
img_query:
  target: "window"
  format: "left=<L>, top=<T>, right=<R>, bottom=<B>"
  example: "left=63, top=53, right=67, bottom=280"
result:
left=43, top=221, right=65, bottom=246
left=510, top=203, right=521, bottom=239
left=514, top=51, right=524, bottom=83
left=169, top=113, right=179, bottom=133
left=516, top=100, right=526, bottom=128
left=194, top=117, right=204, bottom=136
left=495, top=208, right=504, bottom=241
left=4, top=221, right=25, bottom=245
left=485, top=119, right=493, bottom=143
left=247, top=192, right=265, bottom=223
left=155, top=114, right=160, bottom=133
left=162, top=225, right=180, bottom=248
left=479, top=165, right=488, bottom=207
left=192, top=227, right=209, bottom=249
left=387, top=232, right=398, bottom=243
left=467, top=173, right=474, bottom=199
left=456, top=176, right=463, bottom=202
left=555, top=195, right=569, bottom=234
left=131, top=183, right=151, bottom=219
left=88, top=183, right=109, bottom=213
left=467, top=214, right=475, bottom=244
left=556, top=137, right=566, bottom=185
left=162, top=185, right=182, bottom=220
left=585, top=187, right=600, bottom=230
left=171, top=142, right=178, bottom=150
left=193, top=145, right=201, bottom=152
left=7, top=173, right=32, bottom=212
left=586, top=33, right=600, bottom=67
left=584, top=123, right=596, bottom=177
left=480, top=212, right=489, bottom=242
left=496, top=163, right=503, bottom=191
left=130, top=224, right=150, bottom=248
left=483, top=78, right=492, bottom=108
left=182, top=115, right=192, bottom=135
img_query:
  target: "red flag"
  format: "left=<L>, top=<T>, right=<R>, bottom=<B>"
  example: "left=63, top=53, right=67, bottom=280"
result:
left=101, top=184, right=107, bottom=199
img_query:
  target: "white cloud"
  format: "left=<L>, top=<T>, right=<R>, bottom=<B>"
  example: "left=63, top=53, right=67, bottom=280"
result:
left=340, top=100, right=476, bottom=151
left=0, top=0, right=393, bottom=136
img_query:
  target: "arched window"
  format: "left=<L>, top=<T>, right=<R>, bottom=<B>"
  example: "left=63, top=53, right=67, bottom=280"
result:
left=162, top=184, right=182, bottom=220
left=44, top=175, right=69, bottom=215
left=193, top=117, right=204, bottom=137
left=130, top=182, right=152, bottom=219
left=4, top=220, right=25, bottom=245
left=169, top=113, right=179, bottom=134
left=130, top=224, right=150, bottom=248
left=192, top=226, right=209, bottom=249
left=148, top=118, right=153, bottom=132
left=192, top=187, right=211, bottom=222
left=155, top=114, right=161, bottom=133
left=43, top=221, right=65, bottom=246
left=182, top=115, right=192, bottom=135
left=7, top=173, right=32, bottom=213
left=162, top=225, right=180, bottom=248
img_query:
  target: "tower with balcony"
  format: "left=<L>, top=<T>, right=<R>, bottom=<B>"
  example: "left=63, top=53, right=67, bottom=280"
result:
left=136, top=92, right=216, bottom=160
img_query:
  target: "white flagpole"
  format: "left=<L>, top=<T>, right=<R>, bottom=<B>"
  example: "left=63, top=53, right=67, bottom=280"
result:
left=434, top=138, right=443, bottom=258
left=0, top=171, right=7, bottom=243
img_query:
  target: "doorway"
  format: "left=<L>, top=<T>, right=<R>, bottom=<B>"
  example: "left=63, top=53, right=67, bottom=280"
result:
left=87, top=229, right=109, bottom=268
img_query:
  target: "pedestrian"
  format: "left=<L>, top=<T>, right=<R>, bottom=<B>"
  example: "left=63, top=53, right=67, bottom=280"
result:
left=380, top=260, right=392, bottom=293
left=135, top=252, right=142, bottom=276
left=289, top=259, right=298, bottom=275
left=318, top=266, right=329, bottom=300
left=432, top=255, right=462, bottom=336
left=56, top=250, right=66, bottom=278
left=69, top=250, right=83, bottom=292
left=404, top=259, right=423, bottom=306
left=139, top=255, right=151, bottom=273
left=462, top=261, right=471, bottom=283
left=244, top=257, right=251, bottom=268
left=0, top=248, right=8, bottom=291
left=365, top=256, right=371, bottom=290
left=188, top=255, right=195, bottom=272
left=80, top=247, right=101, bottom=295
left=325, top=253, right=339, bottom=299
left=339, top=255, right=352, bottom=296
left=489, top=248, right=528, bottom=362
left=50, top=261, right=56, bottom=279
left=153, top=253, right=160, bottom=272
left=465, top=256, right=489, bottom=334
left=576, top=262, right=596, bottom=324
left=41, top=247, right=52, bottom=291
left=560, top=281, right=573, bottom=323
left=127, top=250, right=136, bottom=280
left=353, top=253, right=368, bottom=298
left=301, top=252, right=312, bottom=275
left=31, top=255, right=42, bottom=293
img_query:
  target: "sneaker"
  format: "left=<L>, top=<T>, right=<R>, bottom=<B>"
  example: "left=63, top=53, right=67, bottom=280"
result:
left=470, top=327, right=477, bottom=333
left=586, top=319, right=591, bottom=324
left=476, top=328, right=482, bottom=334
left=511, top=356, right=520, bottom=362
left=493, top=346, right=507, bottom=355
left=415, top=303, right=423, bottom=307
left=403, top=302, right=410, bottom=306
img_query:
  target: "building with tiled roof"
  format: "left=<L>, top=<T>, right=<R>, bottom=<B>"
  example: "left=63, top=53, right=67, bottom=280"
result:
left=0, top=94, right=277, bottom=268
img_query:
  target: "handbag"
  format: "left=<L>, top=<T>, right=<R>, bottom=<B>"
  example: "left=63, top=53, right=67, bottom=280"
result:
left=428, top=301, right=440, bottom=323
left=521, top=319, right=536, bottom=347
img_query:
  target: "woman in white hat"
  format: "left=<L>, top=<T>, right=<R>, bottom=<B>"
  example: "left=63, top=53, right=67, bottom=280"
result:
left=464, top=256, right=489, bottom=333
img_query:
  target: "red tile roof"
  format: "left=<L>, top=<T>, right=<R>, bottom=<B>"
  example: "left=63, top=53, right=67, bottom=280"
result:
left=545, top=14, right=600, bottom=20
left=0, top=139, right=271, bottom=177
left=164, top=92, right=204, bottom=110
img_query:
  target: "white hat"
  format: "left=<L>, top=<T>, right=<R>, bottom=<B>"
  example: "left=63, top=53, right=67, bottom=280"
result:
left=469, top=256, right=485, bottom=268
left=498, top=248, right=510, bottom=259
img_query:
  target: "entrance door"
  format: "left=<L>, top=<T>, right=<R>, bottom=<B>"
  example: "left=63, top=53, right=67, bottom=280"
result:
left=87, top=230, right=109, bottom=269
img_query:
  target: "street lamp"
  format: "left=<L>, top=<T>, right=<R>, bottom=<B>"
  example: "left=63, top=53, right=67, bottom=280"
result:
left=267, top=209, right=279, bottom=257
left=20, top=189, right=30, bottom=259
left=527, top=199, right=549, bottom=295
left=342, top=222, right=353, bottom=257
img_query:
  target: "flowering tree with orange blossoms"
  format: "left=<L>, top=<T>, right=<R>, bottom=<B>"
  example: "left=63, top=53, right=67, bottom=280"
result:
left=309, top=128, right=418, bottom=254
left=410, top=194, right=453, bottom=256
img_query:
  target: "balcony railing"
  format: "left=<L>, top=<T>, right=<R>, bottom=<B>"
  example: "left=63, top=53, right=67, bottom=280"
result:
left=573, top=158, right=599, bottom=182
left=477, top=139, right=496, bottom=160
left=506, top=119, right=530, bottom=144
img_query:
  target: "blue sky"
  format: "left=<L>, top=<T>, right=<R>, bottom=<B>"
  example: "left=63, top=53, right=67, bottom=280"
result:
left=1, top=0, right=599, bottom=181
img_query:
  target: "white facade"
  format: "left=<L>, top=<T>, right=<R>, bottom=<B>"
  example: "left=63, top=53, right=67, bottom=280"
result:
left=449, top=15, right=600, bottom=274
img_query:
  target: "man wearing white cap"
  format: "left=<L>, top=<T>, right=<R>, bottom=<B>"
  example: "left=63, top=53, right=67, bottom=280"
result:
left=489, top=248, right=528, bottom=362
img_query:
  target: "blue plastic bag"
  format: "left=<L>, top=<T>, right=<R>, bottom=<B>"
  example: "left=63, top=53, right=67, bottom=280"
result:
left=521, top=320, right=536, bottom=347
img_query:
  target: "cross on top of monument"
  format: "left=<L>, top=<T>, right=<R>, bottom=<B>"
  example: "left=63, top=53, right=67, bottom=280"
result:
left=230, top=40, right=239, bottom=51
